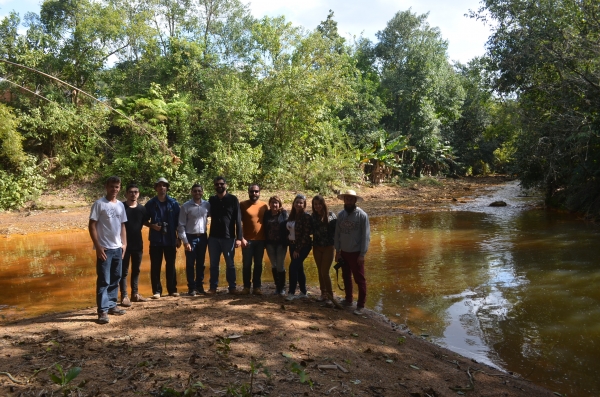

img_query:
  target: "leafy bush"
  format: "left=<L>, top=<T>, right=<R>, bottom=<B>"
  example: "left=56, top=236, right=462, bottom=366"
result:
left=0, top=156, right=48, bottom=210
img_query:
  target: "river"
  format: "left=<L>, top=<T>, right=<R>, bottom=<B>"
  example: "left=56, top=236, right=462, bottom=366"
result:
left=1, top=182, right=598, bottom=396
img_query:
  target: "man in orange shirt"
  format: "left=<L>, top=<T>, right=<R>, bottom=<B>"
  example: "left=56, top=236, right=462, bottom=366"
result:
left=240, top=184, right=269, bottom=295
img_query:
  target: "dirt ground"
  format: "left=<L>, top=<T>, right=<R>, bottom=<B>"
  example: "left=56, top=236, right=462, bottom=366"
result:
left=0, top=176, right=555, bottom=397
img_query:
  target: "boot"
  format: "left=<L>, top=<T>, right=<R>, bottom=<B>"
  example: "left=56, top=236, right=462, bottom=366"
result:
left=271, top=268, right=280, bottom=295
left=277, top=270, right=286, bottom=296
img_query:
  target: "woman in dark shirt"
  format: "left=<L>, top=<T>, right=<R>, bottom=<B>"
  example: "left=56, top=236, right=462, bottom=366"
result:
left=311, top=195, right=337, bottom=303
left=263, top=196, right=289, bottom=295
left=285, top=194, right=313, bottom=300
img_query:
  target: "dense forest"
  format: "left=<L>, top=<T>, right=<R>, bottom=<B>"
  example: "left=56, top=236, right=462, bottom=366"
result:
left=0, top=0, right=599, bottom=216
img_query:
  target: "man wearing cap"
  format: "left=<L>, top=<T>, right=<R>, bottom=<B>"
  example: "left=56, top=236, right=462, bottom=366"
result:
left=334, top=190, right=371, bottom=315
left=206, top=176, right=243, bottom=295
left=145, top=177, right=181, bottom=299
left=177, top=183, right=210, bottom=296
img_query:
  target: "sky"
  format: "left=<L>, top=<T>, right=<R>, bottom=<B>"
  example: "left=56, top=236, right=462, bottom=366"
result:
left=0, top=0, right=492, bottom=64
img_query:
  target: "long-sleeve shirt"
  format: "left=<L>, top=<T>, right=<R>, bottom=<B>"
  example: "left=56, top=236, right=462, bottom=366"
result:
left=177, top=199, right=210, bottom=244
left=312, top=211, right=337, bottom=247
left=208, top=193, right=243, bottom=240
left=334, top=207, right=370, bottom=257
left=291, top=212, right=313, bottom=252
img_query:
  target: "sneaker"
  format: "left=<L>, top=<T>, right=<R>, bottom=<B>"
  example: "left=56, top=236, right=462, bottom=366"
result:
left=229, top=289, right=241, bottom=295
left=197, top=287, right=206, bottom=294
left=151, top=293, right=161, bottom=299
left=253, top=288, right=263, bottom=296
left=353, top=308, right=364, bottom=315
left=285, top=294, right=295, bottom=301
left=316, top=295, right=325, bottom=302
left=297, top=293, right=308, bottom=299
left=131, top=294, right=148, bottom=302
left=169, top=292, right=180, bottom=297
left=108, top=307, right=126, bottom=315
left=280, top=290, right=287, bottom=297
left=240, top=288, right=251, bottom=295
left=341, top=300, right=353, bottom=307
left=97, top=312, right=109, bottom=324
left=121, top=296, right=132, bottom=307
left=206, top=289, right=217, bottom=295
left=188, top=290, right=197, bottom=297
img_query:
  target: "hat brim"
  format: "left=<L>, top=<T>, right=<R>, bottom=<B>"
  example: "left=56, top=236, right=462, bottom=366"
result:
left=337, top=194, right=363, bottom=202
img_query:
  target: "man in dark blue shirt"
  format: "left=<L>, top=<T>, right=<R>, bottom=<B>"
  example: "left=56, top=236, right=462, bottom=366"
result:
left=144, top=177, right=181, bottom=299
left=206, top=176, right=243, bottom=295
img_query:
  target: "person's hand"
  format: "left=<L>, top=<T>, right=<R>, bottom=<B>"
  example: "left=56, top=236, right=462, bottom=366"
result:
left=241, top=238, right=248, bottom=248
left=335, top=251, right=341, bottom=262
left=95, top=245, right=107, bottom=261
left=185, top=243, right=192, bottom=251
left=357, top=256, right=365, bottom=266
left=121, top=244, right=127, bottom=259
left=151, top=223, right=162, bottom=231
left=235, top=239, right=242, bottom=248
left=293, top=251, right=299, bottom=259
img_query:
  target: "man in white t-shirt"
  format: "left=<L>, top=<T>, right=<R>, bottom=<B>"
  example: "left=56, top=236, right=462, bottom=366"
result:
left=89, top=176, right=128, bottom=324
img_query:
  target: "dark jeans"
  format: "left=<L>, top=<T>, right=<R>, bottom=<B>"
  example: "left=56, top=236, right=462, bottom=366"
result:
left=149, top=245, right=177, bottom=295
left=96, top=248, right=122, bottom=314
left=208, top=237, right=236, bottom=291
left=185, top=234, right=208, bottom=291
left=120, top=249, right=143, bottom=296
left=288, top=244, right=311, bottom=295
left=340, top=251, right=367, bottom=309
left=242, top=240, right=265, bottom=289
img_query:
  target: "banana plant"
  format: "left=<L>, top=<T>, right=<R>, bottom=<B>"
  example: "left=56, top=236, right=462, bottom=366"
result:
left=360, top=132, right=409, bottom=183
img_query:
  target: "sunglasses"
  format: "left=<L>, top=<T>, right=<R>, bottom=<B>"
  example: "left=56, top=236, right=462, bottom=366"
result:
left=250, top=190, right=260, bottom=193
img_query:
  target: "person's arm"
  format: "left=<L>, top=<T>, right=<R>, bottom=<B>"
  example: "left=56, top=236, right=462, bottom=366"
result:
left=358, top=212, right=371, bottom=265
left=88, top=219, right=107, bottom=261
left=144, top=201, right=161, bottom=232
left=234, top=198, right=243, bottom=247
left=334, top=212, right=342, bottom=261
left=178, top=203, right=189, bottom=246
left=121, top=222, right=127, bottom=259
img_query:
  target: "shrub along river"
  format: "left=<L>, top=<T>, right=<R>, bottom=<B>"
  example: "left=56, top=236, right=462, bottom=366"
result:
left=0, top=182, right=598, bottom=396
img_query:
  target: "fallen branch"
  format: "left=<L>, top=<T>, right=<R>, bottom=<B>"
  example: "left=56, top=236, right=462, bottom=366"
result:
left=0, top=371, right=26, bottom=384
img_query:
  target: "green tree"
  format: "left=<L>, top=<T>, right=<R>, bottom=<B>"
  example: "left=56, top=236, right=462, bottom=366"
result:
left=375, top=9, right=464, bottom=176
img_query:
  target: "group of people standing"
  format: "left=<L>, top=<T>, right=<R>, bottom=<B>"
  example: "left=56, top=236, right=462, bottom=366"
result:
left=88, top=175, right=370, bottom=324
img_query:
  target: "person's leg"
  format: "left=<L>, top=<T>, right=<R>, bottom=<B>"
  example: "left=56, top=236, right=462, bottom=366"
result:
left=287, top=244, right=298, bottom=294
left=195, top=235, right=208, bottom=292
left=242, top=242, right=253, bottom=289
left=348, top=252, right=367, bottom=308
left=185, top=236, right=199, bottom=292
left=221, top=238, right=237, bottom=291
left=164, top=246, right=177, bottom=294
left=340, top=251, right=354, bottom=304
left=120, top=249, right=131, bottom=298
left=107, top=248, right=123, bottom=309
left=207, top=237, right=222, bottom=290
left=149, top=245, right=164, bottom=296
left=320, top=245, right=335, bottom=300
left=130, top=250, right=143, bottom=296
left=296, top=246, right=311, bottom=295
left=276, top=245, right=287, bottom=294
left=312, top=246, right=325, bottom=296
left=96, top=252, right=112, bottom=315
left=252, top=240, right=265, bottom=289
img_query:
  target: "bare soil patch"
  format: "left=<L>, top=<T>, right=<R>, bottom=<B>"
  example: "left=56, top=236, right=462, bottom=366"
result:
left=0, top=176, right=555, bottom=396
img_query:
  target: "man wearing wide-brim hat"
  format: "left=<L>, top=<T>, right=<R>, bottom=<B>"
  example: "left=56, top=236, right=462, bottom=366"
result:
left=334, top=190, right=371, bottom=315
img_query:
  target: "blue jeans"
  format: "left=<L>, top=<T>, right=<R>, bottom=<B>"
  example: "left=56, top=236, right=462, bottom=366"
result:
left=208, top=237, right=236, bottom=291
left=266, top=243, right=287, bottom=272
left=288, top=244, right=311, bottom=295
left=242, top=240, right=265, bottom=289
left=96, top=248, right=122, bottom=314
left=185, top=234, right=208, bottom=292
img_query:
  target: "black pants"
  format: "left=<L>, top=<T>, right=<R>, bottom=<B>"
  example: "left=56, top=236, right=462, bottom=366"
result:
left=120, top=249, right=143, bottom=296
left=149, top=245, right=177, bottom=295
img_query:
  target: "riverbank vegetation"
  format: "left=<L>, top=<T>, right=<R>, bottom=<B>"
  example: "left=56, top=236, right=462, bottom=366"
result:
left=0, top=0, right=598, bottom=216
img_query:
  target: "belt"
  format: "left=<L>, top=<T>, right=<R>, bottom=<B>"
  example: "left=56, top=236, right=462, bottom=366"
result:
left=187, top=233, right=207, bottom=238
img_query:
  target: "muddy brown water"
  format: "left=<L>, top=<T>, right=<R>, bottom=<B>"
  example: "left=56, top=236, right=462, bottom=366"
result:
left=1, top=183, right=599, bottom=396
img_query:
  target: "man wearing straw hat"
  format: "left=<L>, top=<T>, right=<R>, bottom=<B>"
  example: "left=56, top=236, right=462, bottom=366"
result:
left=334, top=190, right=371, bottom=315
